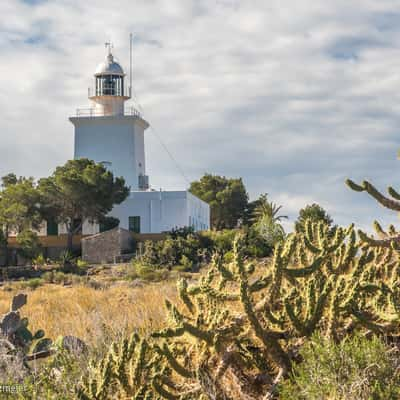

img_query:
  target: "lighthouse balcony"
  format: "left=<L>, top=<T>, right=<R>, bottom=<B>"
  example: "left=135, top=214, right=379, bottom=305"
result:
left=73, top=106, right=143, bottom=118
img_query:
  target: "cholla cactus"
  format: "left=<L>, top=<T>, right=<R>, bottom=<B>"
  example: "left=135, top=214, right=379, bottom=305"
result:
left=148, top=225, right=400, bottom=399
left=76, top=332, right=163, bottom=400
left=346, top=178, right=400, bottom=249
left=80, top=217, right=400, bottom=399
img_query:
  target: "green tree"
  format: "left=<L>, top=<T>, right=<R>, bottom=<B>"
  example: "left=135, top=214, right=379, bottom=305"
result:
left=0, top=175, right=42, bottom=265
left=247, top=193, right=287, bottom=247
left=38, top=159, right=129, bottom=251
left=189, top=174, right=248, bottom=229
left=294, top=203, right=333, bottom=233
left=1, top=173, right=18, bottom=188
left=250, top=193, right=287, bottom=224
left=16, top=230, right=42, bottom=262
left=98, top=215, right=120, bottom=232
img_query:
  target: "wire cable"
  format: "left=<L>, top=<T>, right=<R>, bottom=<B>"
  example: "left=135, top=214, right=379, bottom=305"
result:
left=131, top=92, right=191, bottom=187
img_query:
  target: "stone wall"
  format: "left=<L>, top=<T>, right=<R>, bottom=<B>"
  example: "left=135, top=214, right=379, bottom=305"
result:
left=82, top=228, right=134, bottom=264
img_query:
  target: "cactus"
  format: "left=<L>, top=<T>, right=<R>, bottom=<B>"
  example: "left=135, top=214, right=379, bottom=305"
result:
left=346, top=177, right=400, bottom=248
left=150, top=225, right=400, bottom=398
left=76, top=215, right=400, bottom=399
left=76, top=332, right=163, bottom=400
left=0, top=293, right=54, bottom=365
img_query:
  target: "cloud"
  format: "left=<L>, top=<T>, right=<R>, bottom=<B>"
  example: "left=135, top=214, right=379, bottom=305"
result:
left=1, top=0, right=400, bottom=231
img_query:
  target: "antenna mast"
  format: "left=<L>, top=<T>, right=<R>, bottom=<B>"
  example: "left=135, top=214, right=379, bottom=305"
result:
left=129, top=33, right=133, bottom=98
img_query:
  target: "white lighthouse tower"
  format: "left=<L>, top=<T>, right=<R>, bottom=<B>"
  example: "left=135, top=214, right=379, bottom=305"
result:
left=70, top=44, right=149, bottom=191
left=70, top=44, right=210, bottom=234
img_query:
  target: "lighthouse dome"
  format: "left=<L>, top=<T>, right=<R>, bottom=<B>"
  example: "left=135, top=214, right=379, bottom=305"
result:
left=95, top=53, right=124, bottom=76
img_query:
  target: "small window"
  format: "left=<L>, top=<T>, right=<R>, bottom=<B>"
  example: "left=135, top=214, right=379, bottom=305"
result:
left=47, top=219, right=58, bottom=236
left=129, top=216, right=141, bottom=233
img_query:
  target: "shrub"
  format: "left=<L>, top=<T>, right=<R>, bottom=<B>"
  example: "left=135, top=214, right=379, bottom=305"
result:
left=17, top=278, right=43, bottom=290
left=42, top=271, right=75, bottom=285
left=139, top=234, right=203, bottom=269
left=199, top=229, right=237, bottom=254
left=137, top=227, right=273, bottom=273
left=279, top=334, right=400, bottom=400
left=58, top=250, right=75, bottom=268
left=16, top=230, right=42, bottom=262
left=127, top=262, right=170, bottom=282
left=76, top=258, right=89, bottom=269
left=242, top=225, right=273, bottom=257
left=168, top=226, right=195, bottom=239
left=179, top=254, right=193, bottom=271
left=32, top=253, right=46, bottom=268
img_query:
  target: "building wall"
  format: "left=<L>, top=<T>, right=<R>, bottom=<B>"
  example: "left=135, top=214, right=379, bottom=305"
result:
left=82, top=228, right=133, bottom=264
left=187, top=192, right=210, bottom=231
left=70, top=115, right=148, bottom=190
left=110, top=190, right=210, bottom=234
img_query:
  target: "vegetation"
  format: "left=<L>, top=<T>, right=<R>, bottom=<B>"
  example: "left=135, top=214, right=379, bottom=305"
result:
left=48, top=217, right=396, bottom=399
left=16, top=230, right=42, bottom=262
left=279, top=334, right=400, bottom=400
left=38, top=158, right=129, bottom=250
left=0, top=176, right=42, bottom=265
left=294, top=203, right=333, bottom=233
left=0, top=293, right=54, bottom=384
left=346, top=177, right=400, bottom=249
left=189, top=173, right=248, bottom=229
left=136, top=226, right=274, bottom=272
left=1, top=153, right=400, bottom=398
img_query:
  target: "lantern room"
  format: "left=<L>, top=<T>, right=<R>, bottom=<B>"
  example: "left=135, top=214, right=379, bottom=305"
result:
left=88, top=44, right=131, bottom=116
left=94, top=53, right=125, bottom=96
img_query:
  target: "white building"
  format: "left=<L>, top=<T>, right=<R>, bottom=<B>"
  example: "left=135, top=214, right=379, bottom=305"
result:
left=69, top=46, right=210, bottom=235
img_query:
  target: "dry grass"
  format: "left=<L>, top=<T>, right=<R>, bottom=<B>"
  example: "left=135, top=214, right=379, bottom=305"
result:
left=0, top=281, right=179, bottom=349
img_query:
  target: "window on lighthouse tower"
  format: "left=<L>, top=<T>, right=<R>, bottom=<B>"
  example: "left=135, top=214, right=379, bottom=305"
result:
left=96, top=75, right=123, bottom=96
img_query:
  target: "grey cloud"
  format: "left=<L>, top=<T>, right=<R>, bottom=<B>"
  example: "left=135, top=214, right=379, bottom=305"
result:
left=1, top=0, right=400, bottom=232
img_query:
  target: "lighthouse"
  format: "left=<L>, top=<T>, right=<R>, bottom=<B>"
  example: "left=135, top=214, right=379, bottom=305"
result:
left=70, top=44, right=149, bottom=191
left=69, top=44, right=210, bottom=234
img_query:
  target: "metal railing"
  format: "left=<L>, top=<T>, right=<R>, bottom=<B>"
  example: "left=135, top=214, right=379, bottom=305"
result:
left=74, top=107, right=142, bottom=118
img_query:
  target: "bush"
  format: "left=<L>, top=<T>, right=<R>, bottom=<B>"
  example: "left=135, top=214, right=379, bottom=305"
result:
left=242, top=225, right=273, bottom=257
left=138, top=234, right=203, bottom=269
left=32, top=253, right=46, bottom=267
left=42, top=270, right=83, bottom=285
left=179, top=255, right=193, bottom=271
left=168, top=226, right=195, bottom=239
left=17, top=278, right=43, bottom=290
left=199, top=229, right=237, bottom=254
left=16, top=230, right=42, bottom=261
left=127, top=262, right=170, bottom=282
left=137, top=228, right=273, bottom=272
left=76, top=258, right=89, bottom=269
left=279, top=334, right=400, bottom=400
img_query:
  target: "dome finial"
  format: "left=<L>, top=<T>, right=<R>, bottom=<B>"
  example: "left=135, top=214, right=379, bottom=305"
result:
left=94, top=43, right=124, bottom=76
left=104, top=41, right=113, bottom=59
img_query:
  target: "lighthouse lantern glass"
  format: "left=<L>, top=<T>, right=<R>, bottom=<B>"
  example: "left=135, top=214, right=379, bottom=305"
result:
left=96, top=75, right=124, bottom=96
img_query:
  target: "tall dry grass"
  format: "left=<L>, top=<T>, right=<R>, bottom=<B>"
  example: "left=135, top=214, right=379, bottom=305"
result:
left=0, top=282, right=178, bottom=350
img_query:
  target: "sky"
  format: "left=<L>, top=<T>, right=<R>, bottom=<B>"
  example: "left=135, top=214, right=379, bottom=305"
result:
left=1, top=0, right=400, bottom=232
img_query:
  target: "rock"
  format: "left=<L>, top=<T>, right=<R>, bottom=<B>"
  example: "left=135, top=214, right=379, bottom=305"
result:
left=0, top=339, right=15, bottom=354
left=0, top=312, right=21, bottom=336
left=58, top=336, right=88, bottom=355
left=11, top=294, right=27, bottom=312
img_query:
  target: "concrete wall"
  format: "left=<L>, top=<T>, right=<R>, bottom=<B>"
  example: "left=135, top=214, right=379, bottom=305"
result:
left=187, top=191, right=210, bottom=231
left=110, top=190, right=210, bottom=234
left=70, top=115, right=148, bottom=190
